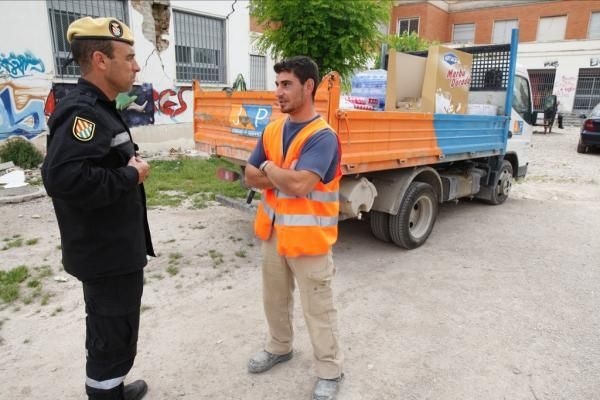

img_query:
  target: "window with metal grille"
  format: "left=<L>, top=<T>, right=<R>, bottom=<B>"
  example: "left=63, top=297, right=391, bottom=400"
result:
left=492, top=20, right=518, bottom=44
left=397, top=18, right=419, bottom=35
left=453, top=23, right=475, bottom=44
left=573, top=68, right=600, bottom=111
left=249, top=55, right=266, bottom=90
left=537, top=16, right=566, bottom=42
left=528, top=69, right=556, bottom=111
left=174, top=10, right=226, bottom=83
left=47, top=0, right=129, bottom=77
left=589, top=12, right=600, bottom=39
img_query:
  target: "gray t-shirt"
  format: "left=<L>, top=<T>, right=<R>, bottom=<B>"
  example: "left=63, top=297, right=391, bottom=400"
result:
left=248, top=115, right=339, bottom=183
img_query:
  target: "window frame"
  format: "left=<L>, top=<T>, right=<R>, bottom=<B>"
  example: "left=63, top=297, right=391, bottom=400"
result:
left=396, top=17, right=419, bottom=36
left=492, top=19, right=519, bottom=44
left=536, top=15, right=567, bottom=42
left=173, top=8, right=227, bottom=84
left=47, top=0, right=129, bottom=78
left=452, top=23, right=476, bottom=44
left=588, top=11, right=600, bottom=39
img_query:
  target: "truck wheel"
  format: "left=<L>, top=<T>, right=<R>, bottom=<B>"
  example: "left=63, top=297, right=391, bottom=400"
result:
left=486, top=160, right=513, bottom=205
left=577, top=140, right=587, bottom=154
left=369, top=211, right=391, bottom=242
left=389, top=182, right=438, bottom=249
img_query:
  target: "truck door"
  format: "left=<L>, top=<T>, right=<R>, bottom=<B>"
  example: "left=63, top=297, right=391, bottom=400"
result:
left=507, top=73, right=534, bottom=178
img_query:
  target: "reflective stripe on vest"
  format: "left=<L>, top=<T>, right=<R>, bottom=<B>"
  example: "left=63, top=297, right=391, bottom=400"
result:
left=277, top=190, right=339, bottom=202
left=276, top=214, right=338, bottom=227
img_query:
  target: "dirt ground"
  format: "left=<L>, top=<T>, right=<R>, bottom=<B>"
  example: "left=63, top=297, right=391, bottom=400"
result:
left=1, top=126, right=599, bottom=400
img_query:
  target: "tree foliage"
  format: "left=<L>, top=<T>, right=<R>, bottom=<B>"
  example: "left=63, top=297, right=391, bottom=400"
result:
left=250, top=0, right=391, bottom=81
left=386, top=31, right=438, bottom=52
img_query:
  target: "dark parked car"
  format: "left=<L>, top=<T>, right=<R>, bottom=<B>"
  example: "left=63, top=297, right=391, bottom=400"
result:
left=578, top=103, right=600, bottom=153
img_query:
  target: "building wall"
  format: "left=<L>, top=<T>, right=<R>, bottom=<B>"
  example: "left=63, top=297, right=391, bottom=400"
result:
left=519, top=40, right=600, bottom=113
left=391, top=2, right=449, bottom=41
left=446, top=0, right=599, bottom=43
left=393, top=0, right=600, bottom=44
left=0, top=0, right=271, bottom=144
left=391, top=0, right=600, bottom=114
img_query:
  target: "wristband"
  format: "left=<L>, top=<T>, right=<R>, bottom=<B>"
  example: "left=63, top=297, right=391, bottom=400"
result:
left=259, top=160, right=270, bottom=172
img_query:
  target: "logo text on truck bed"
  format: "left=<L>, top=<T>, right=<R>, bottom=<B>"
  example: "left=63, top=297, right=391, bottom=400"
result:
left=230, top=104, right=272, bottom=137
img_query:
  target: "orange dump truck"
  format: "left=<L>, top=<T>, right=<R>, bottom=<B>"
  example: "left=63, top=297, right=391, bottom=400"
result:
left=194, top=34, right=535, bottom=248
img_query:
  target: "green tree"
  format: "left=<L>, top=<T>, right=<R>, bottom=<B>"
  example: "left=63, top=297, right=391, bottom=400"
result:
left=373, top=32, right=438, bottom=69
left=386, top=31, right=437, bottom=53
left=250, top=0, right=391, bottom=82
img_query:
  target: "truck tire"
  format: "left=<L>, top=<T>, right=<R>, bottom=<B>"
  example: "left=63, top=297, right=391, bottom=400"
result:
left=389, top=182, right=438, bottom=249
left=369, top=211, right=391, bottom=242
left=485, top=160, right=513, bottom=205
left=577, top=140, right=587, bottom=154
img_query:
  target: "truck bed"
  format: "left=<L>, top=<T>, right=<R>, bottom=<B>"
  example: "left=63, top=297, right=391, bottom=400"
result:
left=193, top=73, right=509, bottom=175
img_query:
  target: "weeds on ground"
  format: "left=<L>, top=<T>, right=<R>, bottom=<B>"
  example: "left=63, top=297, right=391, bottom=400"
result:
left=208, top=249, right=224, bottom=268
left=235, top=250, right=247, bottom=258
left=0, top=266, right=29, bottom=303
left=166, top=265, right=179, bottom=276
left=2, top=235, right=23, bottom=251
left=145, top=158, right=247, bottom=207
left=0, top=264, right=56, bottom=306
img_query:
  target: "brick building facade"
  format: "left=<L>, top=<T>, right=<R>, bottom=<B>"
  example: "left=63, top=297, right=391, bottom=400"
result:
left=391, top=0, right=600, bottom=117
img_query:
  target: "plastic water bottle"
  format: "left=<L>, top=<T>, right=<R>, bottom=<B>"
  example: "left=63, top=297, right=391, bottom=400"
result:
left=351, top=69, right=387, bottom=110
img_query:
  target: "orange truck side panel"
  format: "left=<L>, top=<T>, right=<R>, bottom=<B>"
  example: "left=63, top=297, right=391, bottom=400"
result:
left=193, top=74, right=444, bottom=174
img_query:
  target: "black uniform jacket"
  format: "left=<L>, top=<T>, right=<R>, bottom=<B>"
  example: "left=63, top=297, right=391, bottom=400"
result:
left=42, top=78, right=155, bottom=282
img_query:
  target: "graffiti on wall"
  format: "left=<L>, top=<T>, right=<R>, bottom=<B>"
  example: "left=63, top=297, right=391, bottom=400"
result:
left=0, top=49, right=49, bottom=140
left=0, top=82, right=47, bottom=140
left=47, top=83, right=156, bottom=128
left=0, top=51, right=45, bottom=79
left=555, top=75, right=577, bottom=98
left=116, top=83, right=155, bottom=127
left=153, top=87, right=192, bottom=123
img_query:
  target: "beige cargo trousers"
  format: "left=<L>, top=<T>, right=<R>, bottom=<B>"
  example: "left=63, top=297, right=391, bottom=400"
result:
left=261, top=232, right=344, bottom=379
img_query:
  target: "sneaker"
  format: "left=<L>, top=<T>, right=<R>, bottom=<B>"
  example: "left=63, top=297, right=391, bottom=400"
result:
left=247, top=350, right=293, bottom=373
left=123, top=380, right=148, bottom=400
left=312, top=374, right=344, bottom=400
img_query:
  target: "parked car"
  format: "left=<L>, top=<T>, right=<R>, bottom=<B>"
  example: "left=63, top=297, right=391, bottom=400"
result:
left=578, top=103, right=600, bottom=153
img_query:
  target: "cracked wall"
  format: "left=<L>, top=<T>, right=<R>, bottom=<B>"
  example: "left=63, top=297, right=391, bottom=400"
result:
left=131, top=0, right=171, bottom=52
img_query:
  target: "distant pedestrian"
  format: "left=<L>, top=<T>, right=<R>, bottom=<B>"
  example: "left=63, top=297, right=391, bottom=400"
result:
left=245, top=56, right=344, bottom=400
left=42, top=16, right=153, bottom=400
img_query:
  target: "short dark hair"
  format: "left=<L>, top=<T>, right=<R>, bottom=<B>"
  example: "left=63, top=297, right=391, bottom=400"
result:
left=274, top=56, right=320, bottom=99
left=70, top=39, right=114, bottom=74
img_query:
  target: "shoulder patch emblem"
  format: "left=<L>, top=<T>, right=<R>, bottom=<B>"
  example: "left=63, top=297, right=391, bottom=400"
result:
left=72, top=116, right=96, bottom=142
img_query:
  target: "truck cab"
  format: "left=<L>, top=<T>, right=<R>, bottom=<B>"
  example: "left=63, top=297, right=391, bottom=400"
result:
left=507, top=65, right=535, bottom=178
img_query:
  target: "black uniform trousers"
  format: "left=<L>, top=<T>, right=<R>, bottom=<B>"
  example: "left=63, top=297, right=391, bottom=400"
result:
left=83, top=270, right=144, bottom=400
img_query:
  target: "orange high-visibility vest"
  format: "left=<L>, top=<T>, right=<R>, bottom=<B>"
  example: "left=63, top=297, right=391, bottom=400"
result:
left=254, top=116, right=342, bottom=257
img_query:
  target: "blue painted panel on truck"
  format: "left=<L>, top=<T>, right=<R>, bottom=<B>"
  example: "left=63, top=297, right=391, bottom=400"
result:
left=432, top=114, right=508, bottom=156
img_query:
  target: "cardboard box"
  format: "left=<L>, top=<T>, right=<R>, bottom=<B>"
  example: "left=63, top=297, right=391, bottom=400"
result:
left=421, top=46, right=472, bottom=114
left=385, top=49, right=427, bottom=112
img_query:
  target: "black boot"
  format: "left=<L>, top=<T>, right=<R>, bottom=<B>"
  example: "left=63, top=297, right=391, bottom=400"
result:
left=123, top=380, right=148, bottom=400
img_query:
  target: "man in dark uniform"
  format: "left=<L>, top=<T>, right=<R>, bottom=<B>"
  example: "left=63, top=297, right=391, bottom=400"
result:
left=42, top=16, right=154, bottom=400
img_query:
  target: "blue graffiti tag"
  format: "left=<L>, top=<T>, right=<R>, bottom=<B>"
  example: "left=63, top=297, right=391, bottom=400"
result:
left=0, top=51, right=45, bottom=79
left=0, top=86, right=46, bottom=140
